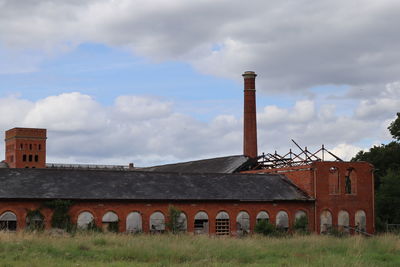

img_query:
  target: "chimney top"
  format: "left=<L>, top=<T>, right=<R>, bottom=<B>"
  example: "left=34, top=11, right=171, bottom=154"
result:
left=242, top=71, right=257, bottom=78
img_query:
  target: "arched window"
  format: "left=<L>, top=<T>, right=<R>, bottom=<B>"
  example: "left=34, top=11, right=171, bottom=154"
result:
left=150, top=212, right=165, bottom=233
left=256, top=211, right=269, bottom=223
left=216, top=211, right=230, bottom=235
left=126, top=212, right=142, bottom=233
left=236, top=211, right=250, bottom=236
left=194, top=211, right=209, bottom=234
left=102, top=211, right=119, bottom=232
left=0, top=211, right=17, bottom=231
left=276, top=211, right=289, bottom=230
left=26, top=211, right=44, bottom=231
left=320, top=210, right=332, bottom=234
left=345, top=168, right=357, bottom=194
left=176, top=212, right=187, bottom=232
left=355, top=210, right=366, bottom=232
left=77, top=211, right=95, bottom=229
left=328, top=167, right=340, bottom=194
left=294, top=210, right=308, bottom=231
left=338, top=210, right=350, bottom=233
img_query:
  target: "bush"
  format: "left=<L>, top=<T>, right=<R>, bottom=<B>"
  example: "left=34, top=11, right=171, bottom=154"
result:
left=293, top=215, right=309, bottom=234
left=167, top=205, right=185, bottom=234
left=254, top=220, right=276, bottom=236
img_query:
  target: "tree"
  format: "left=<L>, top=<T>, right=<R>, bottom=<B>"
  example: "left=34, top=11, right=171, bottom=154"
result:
left=352, top=112, right=400, bottom=229
left=388, top=112, right=400, bottom=141
left=376, top=169, right=400, bottom=224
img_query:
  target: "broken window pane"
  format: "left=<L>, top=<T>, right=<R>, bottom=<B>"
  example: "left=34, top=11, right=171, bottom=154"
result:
left=256, top=211, right=269, bottom=223
left=276, top=211, right=289, bottom=230
left=102, top=211, right=119, bottom=232
left=77, top=211, right=95, bottom=229
left=0, top=211, right=17, bottom=231
left=236, top=211, right=250, bottom=236
left=194, top=211, right=209, bottom=234
left=150, top=211, right=165, bottom=233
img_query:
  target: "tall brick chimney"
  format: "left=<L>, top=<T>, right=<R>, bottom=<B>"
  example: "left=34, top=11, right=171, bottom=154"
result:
left=242, top=71, right=258, bottom=158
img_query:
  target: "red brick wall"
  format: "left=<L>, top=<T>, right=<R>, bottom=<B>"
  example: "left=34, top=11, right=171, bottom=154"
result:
left=242, top=161, right=375, bottom=234
left=0, top=200, right=314, bottom=235
left=5, top=128, right=47, bottom=168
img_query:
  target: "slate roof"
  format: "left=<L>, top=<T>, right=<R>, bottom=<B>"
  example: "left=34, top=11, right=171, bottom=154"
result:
left=138, top=155, right=254, bottom=173
left=0, top=168, right=311, bottom=201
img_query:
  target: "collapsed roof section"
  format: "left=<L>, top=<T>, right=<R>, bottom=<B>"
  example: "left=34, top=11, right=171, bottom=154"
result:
left=0, top=168, right=312, bottom=202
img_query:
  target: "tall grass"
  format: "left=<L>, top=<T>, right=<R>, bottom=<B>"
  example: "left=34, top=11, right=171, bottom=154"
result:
left=0, top=232, right=398, bottom=266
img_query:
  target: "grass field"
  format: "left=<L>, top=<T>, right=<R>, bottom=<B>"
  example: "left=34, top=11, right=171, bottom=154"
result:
left=0, top=232, right=399, bottom=267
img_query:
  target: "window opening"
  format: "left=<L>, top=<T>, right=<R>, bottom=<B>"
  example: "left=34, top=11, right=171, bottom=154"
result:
left=29, top=144, right=32, bottom=150
left=23, top=154, right=27, bottom=162
left=126, top=212, right=142, bottom=233
left=194, top=211, right=209, bottom=234
left=328, top=167, right=340, bottom=194
left=338, top=210, right=350, bottom=233
left=77, top=211, right=95, bottom=229
left=236, top=211, right=250, bottom=236
left=28, top=155, right=33, bottom=162
left=216, top=211, right=230, bottom=235
left=0, top=211, right=17, bottom=231
left=355, top=210, right=366, bottom=233
left=150, top=212, right=165, bottom=233
left=256, top=211, right=269, bottom=223
left=320, top=210, right=332, bottom=234
left=345, top=168, right=356, bottom=194
left=276, top=211, right=289, bottom=231
left=34, top=155, right=39, bottom=162
left=102, top=211, right=119, bottom=232
left=38, top=144, right=41, bottom=150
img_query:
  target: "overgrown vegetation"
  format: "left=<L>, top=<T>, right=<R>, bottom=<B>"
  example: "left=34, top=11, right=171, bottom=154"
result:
left=0, top=232, right=398, bottom=266
left=352, top=112, right=400, bottom=231
left=167, top=205, right=185, bottom=234
left=254, top=220, right=277, bottom=236
left=25, top=209, right=45, bottom=231
left=293, top=215, right=309, bottom=234
left=44, top=199, right=74, bottom=231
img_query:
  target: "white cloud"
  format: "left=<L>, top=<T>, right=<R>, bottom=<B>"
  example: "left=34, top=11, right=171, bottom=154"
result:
left=1, top=0, right=400, bottom=94
left=0, top=89, right=396, bottom=166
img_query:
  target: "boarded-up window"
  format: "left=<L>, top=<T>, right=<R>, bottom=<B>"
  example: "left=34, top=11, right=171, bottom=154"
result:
left=328, top=167, right=340, bottom=194
left=194, top=211, right=209, bottom=234
left=355, top=210, right=366, bottom=232
left=320, top=210, right=332, bottom=234
left=77, top=211, right=95, bottom=229
left=0, top=211, right=17, bottom=231
left=338, top=210, right=350, bottom=233
left=150, top=212, right=165, bottom=233
left=276, top=211, right=289, bottom=230
left=236, top=211, right=250, bottom=236
left=126, top=212, right=142, bottom=233
left=102, top=211, right=119, bottom=232
left=216, top=211, right=230, bottom=235
left=256, top=211, right=269, bottom=223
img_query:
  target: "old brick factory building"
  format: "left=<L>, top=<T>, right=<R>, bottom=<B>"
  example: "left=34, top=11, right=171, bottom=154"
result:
left=0, top=72, right=374, bottom=235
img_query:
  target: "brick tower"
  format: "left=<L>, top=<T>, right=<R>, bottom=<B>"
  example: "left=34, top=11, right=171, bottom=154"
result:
left=242, top=71, right=258, bottom=158
left=4, top=128, right=47, bottom=168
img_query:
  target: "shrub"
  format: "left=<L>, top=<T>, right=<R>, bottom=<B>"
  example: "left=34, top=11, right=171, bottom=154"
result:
left=167, top=205, right=185, bottom=234
left=293, top=215, right=309, bottom=234
left=254, top=220, right=276, bottom=236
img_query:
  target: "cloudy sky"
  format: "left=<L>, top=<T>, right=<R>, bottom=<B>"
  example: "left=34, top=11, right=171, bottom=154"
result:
left=0, top=0, right=399, bottom=166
